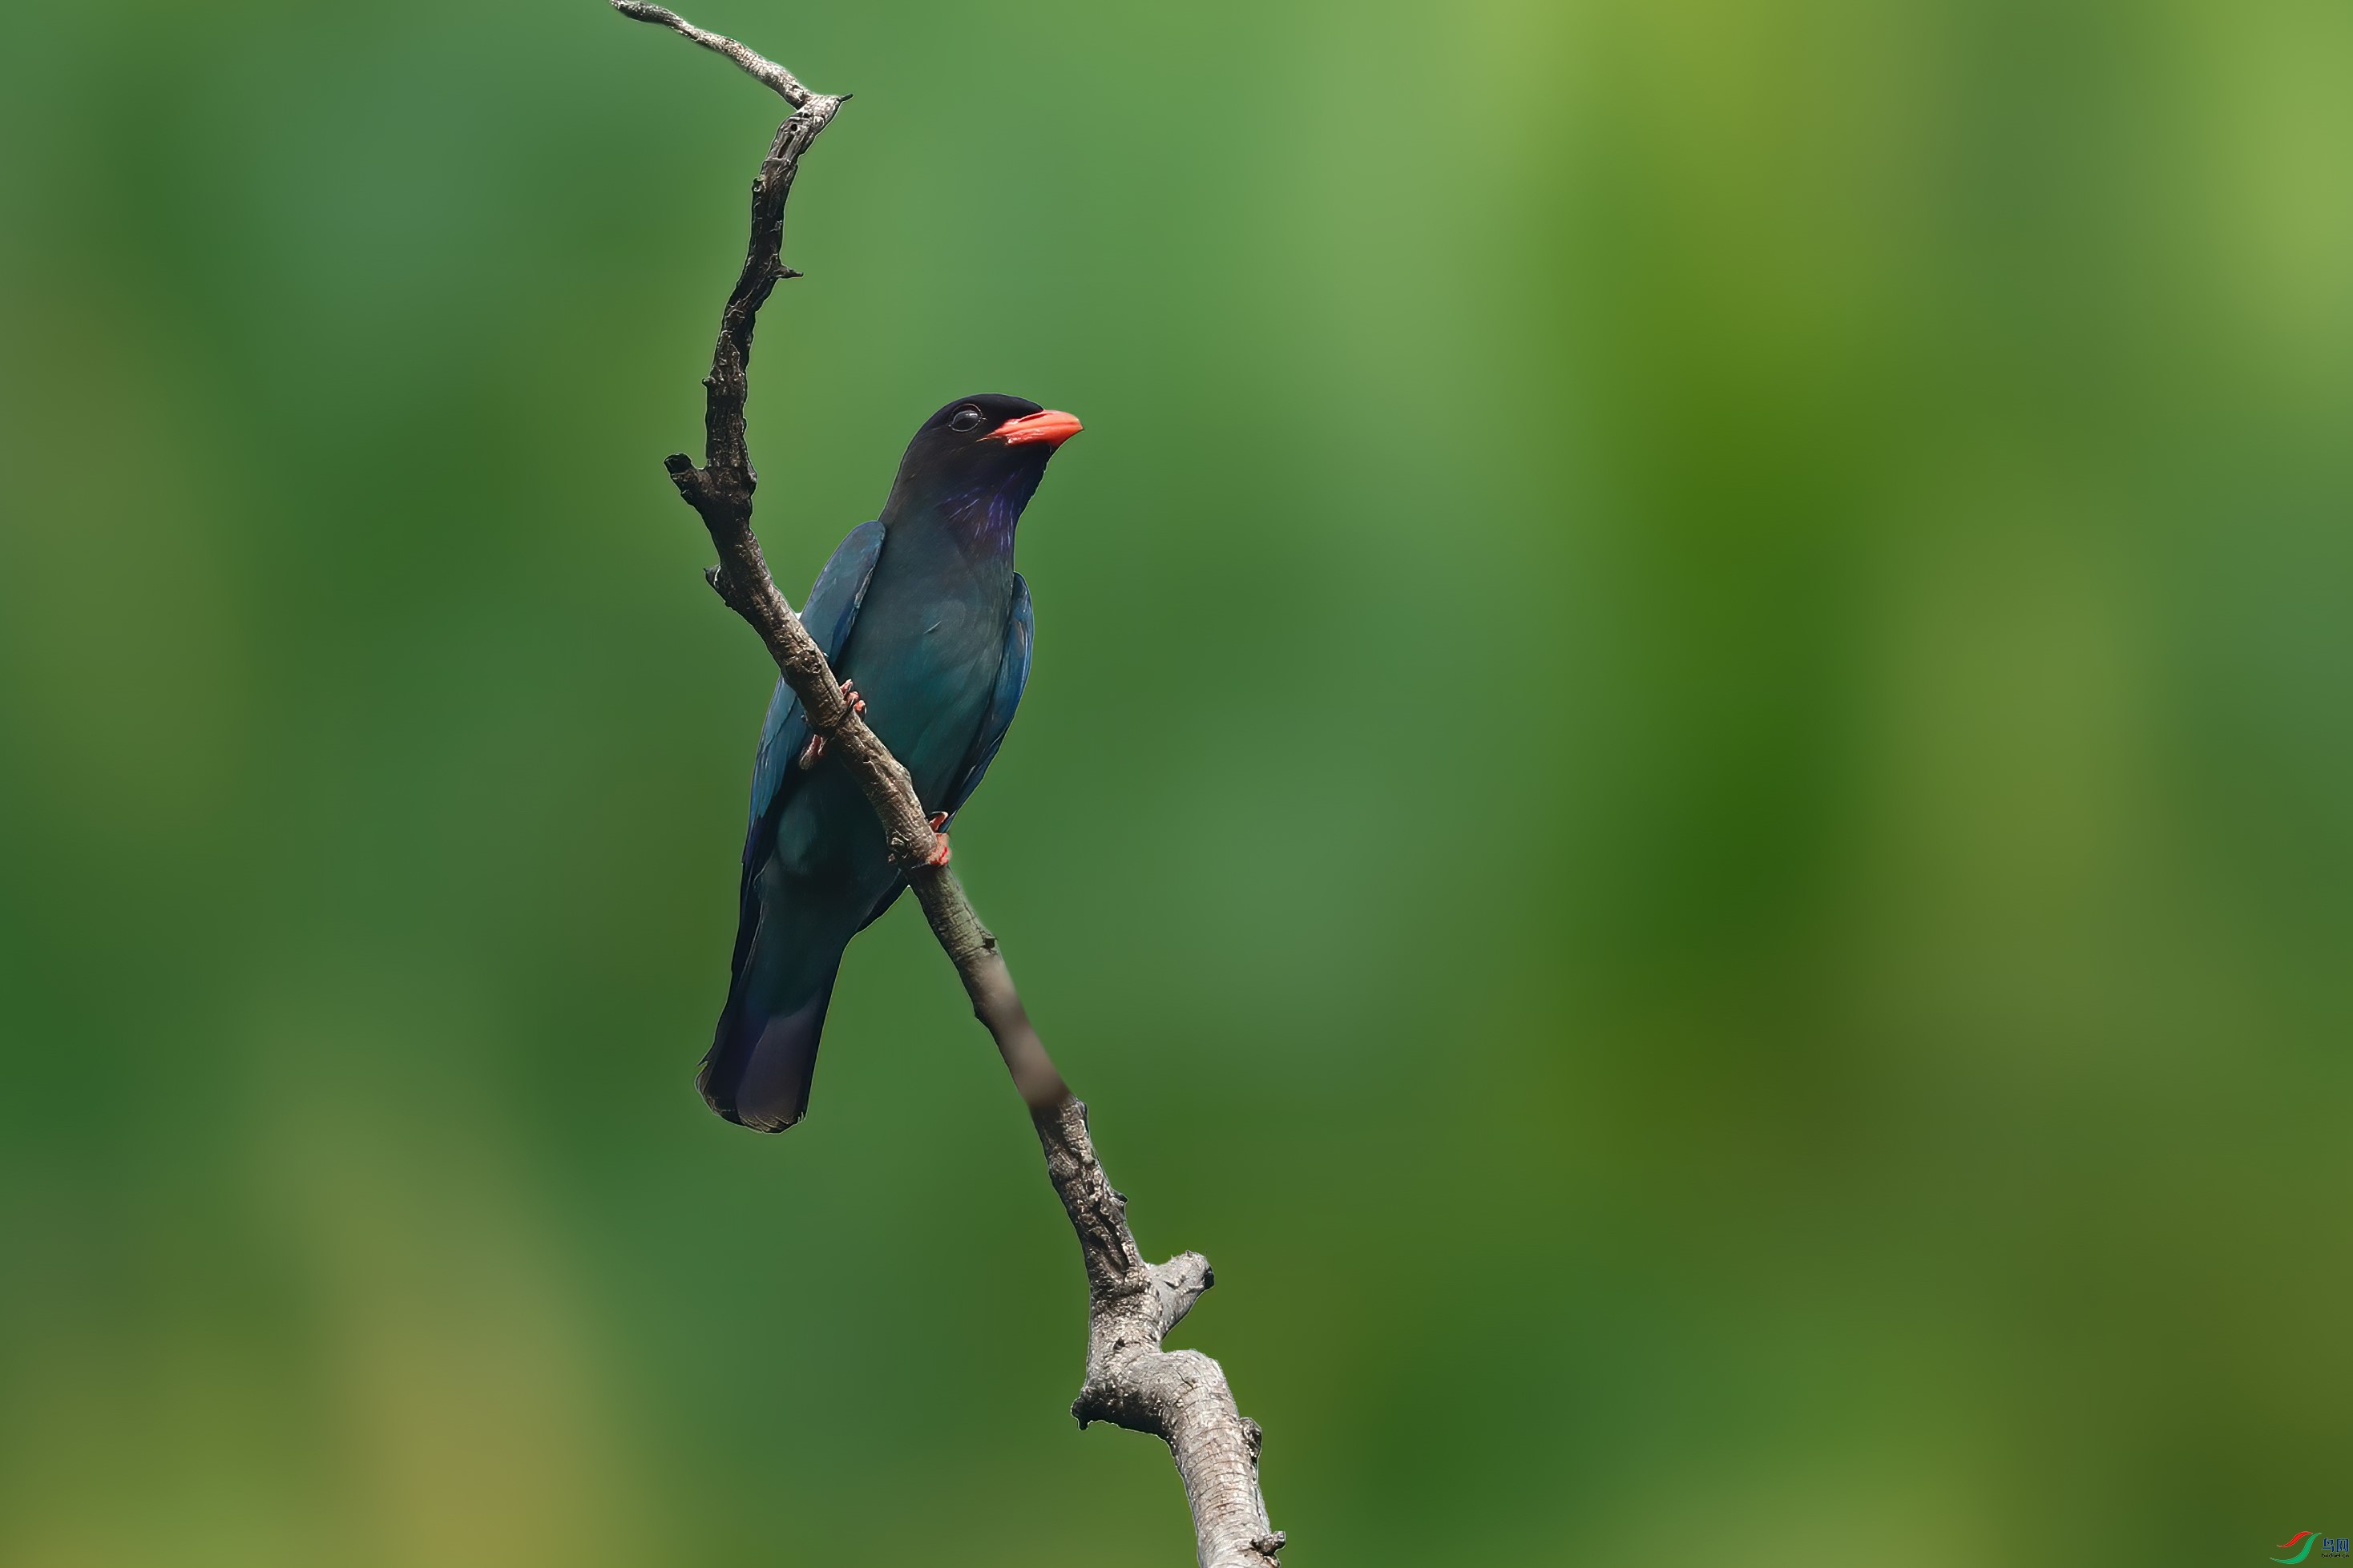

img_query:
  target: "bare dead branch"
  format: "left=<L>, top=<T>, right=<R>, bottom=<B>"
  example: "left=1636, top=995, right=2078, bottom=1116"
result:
left=611, top=1, right=817, bottom=105
left=1040, top=1098, right=1283, bottom=1567
left=613, top=7, right=1280, bottom=1562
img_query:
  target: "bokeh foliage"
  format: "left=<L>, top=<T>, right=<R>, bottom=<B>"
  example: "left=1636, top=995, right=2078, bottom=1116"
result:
left=2, top=0, right=2349, bottom=1563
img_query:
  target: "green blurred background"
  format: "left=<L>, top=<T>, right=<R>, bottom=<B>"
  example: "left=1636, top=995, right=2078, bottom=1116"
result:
left=3, top=0, right=2349, bottom=1562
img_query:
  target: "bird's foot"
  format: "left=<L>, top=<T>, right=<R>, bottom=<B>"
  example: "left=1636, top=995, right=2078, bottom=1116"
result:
left=795, top=681, right=867, bottom=771
left=926, top=812, right=951, bottom=867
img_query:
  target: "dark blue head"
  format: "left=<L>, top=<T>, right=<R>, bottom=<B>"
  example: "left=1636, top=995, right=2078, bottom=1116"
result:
left=882, top=393, right=1083, bottom=552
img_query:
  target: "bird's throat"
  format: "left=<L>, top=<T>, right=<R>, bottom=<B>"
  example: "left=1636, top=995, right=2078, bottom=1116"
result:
left=917, top=465, right=1043, bottom=558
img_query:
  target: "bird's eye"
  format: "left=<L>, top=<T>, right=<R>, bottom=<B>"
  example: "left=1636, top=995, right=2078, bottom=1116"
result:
left=949, top=406, right=983, bottom=433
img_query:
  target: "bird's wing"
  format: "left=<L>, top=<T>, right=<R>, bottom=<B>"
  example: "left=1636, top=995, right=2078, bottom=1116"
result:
left=741, top=519, right=886, bottom=861
left=705, top=522, right=882, bottom=1132
left=722, top=521, right=883, bottom=997
left=942, top=571, right=1034, bottom=824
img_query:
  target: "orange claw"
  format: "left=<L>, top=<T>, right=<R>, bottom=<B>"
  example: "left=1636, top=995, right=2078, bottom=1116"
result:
left=926, top=812, right=950, bottom=866
left=799, top=680, right=866, bottom=772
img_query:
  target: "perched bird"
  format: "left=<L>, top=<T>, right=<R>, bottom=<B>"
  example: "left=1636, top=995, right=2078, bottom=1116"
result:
left=698, top=393, right=1082, bottom=1131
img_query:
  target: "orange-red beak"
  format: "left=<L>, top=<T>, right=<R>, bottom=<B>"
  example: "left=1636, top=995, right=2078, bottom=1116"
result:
left=989, top=409, right=1084, bottom=447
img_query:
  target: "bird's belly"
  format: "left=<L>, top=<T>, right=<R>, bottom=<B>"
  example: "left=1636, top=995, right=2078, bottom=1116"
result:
left=837, top=591, right=1003, bottom=808
left=765, top=764, right=900, bottom=929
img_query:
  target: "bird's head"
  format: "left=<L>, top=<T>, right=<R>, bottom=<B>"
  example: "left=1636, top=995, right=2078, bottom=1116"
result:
left=884, top=393, right=1082, bottom=546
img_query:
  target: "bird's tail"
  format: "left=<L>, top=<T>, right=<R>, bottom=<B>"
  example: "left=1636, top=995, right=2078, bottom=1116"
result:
left=697, top=955, right=842, bottom=1133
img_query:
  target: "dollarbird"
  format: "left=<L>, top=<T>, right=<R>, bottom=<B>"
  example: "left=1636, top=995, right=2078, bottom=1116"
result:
left=698, top=393, right=1082, bottom=1131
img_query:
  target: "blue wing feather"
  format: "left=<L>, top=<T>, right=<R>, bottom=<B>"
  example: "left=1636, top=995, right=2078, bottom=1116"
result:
left=943, top=572, right=1033, bottom=822
left=721, top=521, right=884, bottom=1003
left=743, top=519, right=886, bottom=860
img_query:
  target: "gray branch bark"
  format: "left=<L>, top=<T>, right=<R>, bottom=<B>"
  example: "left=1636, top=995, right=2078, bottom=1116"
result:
left=612, top=7, right=1280, bottom=1563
